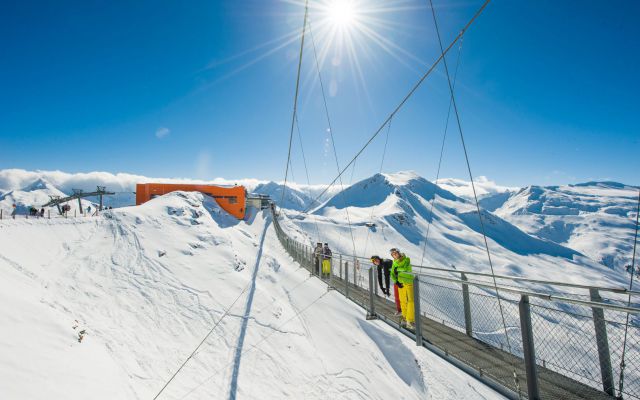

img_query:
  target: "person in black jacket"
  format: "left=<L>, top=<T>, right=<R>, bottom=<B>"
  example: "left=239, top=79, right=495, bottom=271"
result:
left=370, top=255, right=392, bottom=296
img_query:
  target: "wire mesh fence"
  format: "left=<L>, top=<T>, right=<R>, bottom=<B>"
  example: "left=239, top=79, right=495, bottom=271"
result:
left=272, top=210, right=640, bottom=399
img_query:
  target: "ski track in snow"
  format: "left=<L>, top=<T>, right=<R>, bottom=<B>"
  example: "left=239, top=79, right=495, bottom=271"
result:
left=0, top=192, right=506, bottom=400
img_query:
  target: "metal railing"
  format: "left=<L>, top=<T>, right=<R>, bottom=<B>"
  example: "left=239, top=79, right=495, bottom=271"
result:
left=272, top=208, right=640, bottom=400
left=0, top=208, right=105, bottom=220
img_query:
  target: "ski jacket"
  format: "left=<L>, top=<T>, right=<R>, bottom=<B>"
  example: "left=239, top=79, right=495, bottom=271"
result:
left=378, top=259, right=393, bottom=273
left=322, top=247, right=332, bottom=260
left=391, top=255, right=414, bottom=284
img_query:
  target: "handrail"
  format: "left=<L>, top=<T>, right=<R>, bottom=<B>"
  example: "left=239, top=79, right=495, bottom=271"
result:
left=415, top=270, right=640, bottom=315
left=278, top=210, right=639, bottom=310
left=414, top=264, right=640, bottom=296
left=314, top=248, right=640, bottom=297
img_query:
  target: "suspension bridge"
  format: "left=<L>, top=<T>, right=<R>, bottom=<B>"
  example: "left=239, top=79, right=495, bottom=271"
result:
left=151, top=0, right=640, bottom=399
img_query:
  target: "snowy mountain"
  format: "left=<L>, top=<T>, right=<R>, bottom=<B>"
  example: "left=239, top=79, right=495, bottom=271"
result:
left=252, top=181, right=316, bottom=211
left=0, top=168, right=341, bottom=211
left=0, top=178, right=96, bottom=215
left=435, top=176, right=517, bottom=199
left=285, top=171, right=625, bottom=288
left=0, top=191, right=502, bottom=399
left=481, top=182, right=640, bottom=270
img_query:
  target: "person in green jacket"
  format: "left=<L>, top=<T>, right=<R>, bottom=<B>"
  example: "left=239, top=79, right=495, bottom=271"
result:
left=390, top=247, right=415, bottom=328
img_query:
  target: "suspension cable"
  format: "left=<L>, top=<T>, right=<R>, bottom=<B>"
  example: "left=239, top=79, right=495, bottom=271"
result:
left=617, top=189, right=640, bottom=398
left=294, top=113, right=323, bottom=243
left=361, top=117, right=393, bottom=258
left=419, top=36, right=464, bottom=267
left=308, top=19, right=358, bottom=258
left=301, top=0, right=492, bottom=214
left=281, top=0, right=309, bottom=208
left=427, top=0, right=521, bottom=395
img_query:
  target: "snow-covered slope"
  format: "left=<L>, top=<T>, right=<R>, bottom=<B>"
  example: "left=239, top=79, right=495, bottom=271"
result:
left=288, top=171, right=625, bottom=288
left=0, top=178, right=96, bottom=215
left=483, top=182, right=639, bottom=270
left=0, top=191, right=503, bottom=399
left=0, top=168, right=343, bottom=211
left=253, top=181, right=316, bottom=211
left=435, top=176, right=517, bottom=199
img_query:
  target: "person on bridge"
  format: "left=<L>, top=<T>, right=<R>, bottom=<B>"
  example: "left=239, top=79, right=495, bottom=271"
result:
left=390, top=248, right=415, bottom=329
left=321, top=243, right=332, bottom=279
left=370, top=255, right=392, bottom=296
left=314, top=242, right=323, bottom=275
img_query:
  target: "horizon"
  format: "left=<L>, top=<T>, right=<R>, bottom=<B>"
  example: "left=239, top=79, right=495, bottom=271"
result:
left=1, top=1, right=638, bottom=187
left=1, top=168, right=637, bottom=196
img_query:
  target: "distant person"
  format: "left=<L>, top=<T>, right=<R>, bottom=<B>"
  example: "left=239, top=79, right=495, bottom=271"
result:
left=321, top=243, right=332, bottom=278
left=313, top=242, right=323, bottom=275
left=40, top=208, right=45, bottom=218
left=87, top=206, right=91, bottom=215
left=370, top=255, right=392, bottom=296
left=390, top=248, right=415, bottom=329
left=11, top=203, right=16, bottom=219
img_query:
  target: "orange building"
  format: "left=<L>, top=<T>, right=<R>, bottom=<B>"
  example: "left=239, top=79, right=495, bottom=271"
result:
left=135, top=183, right=247, bottom=219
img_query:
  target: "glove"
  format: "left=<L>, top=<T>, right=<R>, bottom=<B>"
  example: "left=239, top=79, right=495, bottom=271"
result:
left=396, top=282, right=403, bottom=289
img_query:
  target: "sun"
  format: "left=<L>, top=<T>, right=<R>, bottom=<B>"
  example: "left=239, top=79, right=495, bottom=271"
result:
left=325, top=0, right=357, bottom=29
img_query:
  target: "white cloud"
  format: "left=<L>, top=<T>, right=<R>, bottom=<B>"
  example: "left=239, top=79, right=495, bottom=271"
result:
left=155, top=127, right=170, bottom=139
left=436, top=176, right=518, bottom=198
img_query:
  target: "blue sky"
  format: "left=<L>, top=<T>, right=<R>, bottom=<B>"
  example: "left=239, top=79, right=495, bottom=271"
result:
left=1, top=0, right=638, bottom=187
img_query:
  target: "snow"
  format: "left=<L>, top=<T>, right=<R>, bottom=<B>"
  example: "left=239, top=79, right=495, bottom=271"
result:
left=484, top=182, right=639, bottom=270
left=290, top=172, right=622, bottom=288
left=0, top=190, right=504, bottom=399
left=435, top=176, right=517, bottom=199
left=0, top=177, right=97, bottom=216
left=0, top=168, right=342, bottom=211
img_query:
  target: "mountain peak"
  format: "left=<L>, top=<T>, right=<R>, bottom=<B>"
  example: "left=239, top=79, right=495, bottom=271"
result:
left=20, top=178, right=55, bottom=192
left=381, top=170, right=422, bottom=186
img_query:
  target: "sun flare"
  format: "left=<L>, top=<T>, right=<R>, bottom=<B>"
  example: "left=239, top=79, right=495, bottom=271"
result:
left=326, top=0, right=357, bottom=28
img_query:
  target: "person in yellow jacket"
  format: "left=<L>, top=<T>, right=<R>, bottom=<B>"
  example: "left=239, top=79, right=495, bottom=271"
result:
left=390, top=247, right=415, bottom=329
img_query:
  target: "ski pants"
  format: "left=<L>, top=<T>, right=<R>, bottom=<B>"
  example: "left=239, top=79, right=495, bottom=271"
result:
left=322, top=259, right=331, bottom=274
left=398, top=283, right=415, bottom=324
left=393, top=283, right=402, bottom=312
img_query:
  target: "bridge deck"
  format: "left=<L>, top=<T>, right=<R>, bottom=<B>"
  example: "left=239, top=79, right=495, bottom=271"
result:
left=321, top=273, right=612, bottom=400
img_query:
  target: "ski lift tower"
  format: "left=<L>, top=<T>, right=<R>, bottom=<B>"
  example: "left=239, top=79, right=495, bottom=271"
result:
left=43, top=186, right=115, bottom=215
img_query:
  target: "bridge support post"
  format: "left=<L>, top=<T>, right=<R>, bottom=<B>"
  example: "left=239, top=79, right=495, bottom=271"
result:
left=366, top=267, right=377, bottom=320
left=461, top=273, right=473, bottom=336
left=352, top=258, right=357, bottom=287
left=413, top=276, right=423, bottom=346
left=590, top=288, right=614, bottom=395
left=519, top=295, right=540, bottom=400
left=345, top=261, right=349, bottom=299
